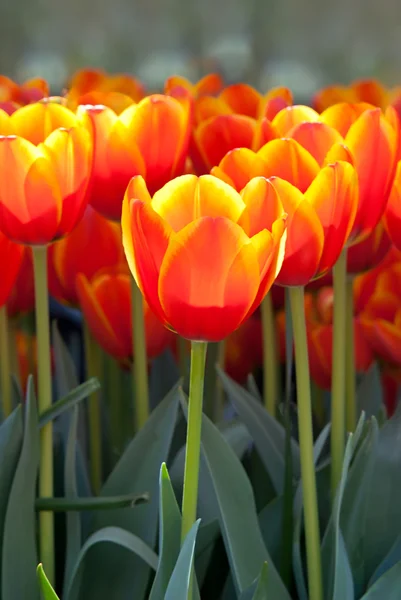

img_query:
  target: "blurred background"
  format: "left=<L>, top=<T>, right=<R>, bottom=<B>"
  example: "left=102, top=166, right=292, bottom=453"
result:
left=1, top=0, right=401, bottom=102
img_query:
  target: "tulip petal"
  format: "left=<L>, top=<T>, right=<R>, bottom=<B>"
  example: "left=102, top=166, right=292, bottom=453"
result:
left=0, top=232, right=24, bottom=306
left=384, top=160, right=401, bottom=251
left=124, top=199, right=172, bottom=323
left=305, top=162, right=358, bottom=273
left=213, top=147, right=267, bottom=192
left=151, top=174, right=246, bottom=231
left=0, top=136, right=62, bottom=244
left=158, top=217, right=260, bottom=341
left=269, top=177, right=324, bottom=286
left=10, top=103, right=77, bottom=144
left=272, top=105, right=320, bottom=136
left=220, top=83, right=261, bottom=118
left=320, top=102, right=374, bottom=137
left=288, top=122, right=343, bottom=165
left=194, top=114, right=256, bottom=171
left=257, top=138, right=320, bottom=192
left=120, top=95, right=190, bottom=194
left=239, top=176, right=285, bottom=236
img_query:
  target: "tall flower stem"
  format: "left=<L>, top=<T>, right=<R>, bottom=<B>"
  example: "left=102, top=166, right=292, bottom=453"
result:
left=130, top=277, right=149, bottom=431
left=181, top=341, right=208, bottom=544
left=32, top=245, right=54, bottom=584
left=261, top=292, right=278, bottom=416
left=83, top=322, right=102, bottom=494
left=345, top=276, right=357, bottom=433
left=0, top=306, right=12, bottom=418
left=289, top=286, right=323, bottom=600
left=331, top=250, right=347, bottom=499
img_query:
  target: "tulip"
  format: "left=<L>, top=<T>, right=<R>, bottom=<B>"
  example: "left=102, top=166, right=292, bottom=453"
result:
left=65, top=67, right=145, bottom=111
left=76, top=266, right=173, bottom=366
left=122, top=174, right=287, bottom=342
left=79, top=94, right=191, bottom=221
left=48, top=206, right=125, bottom=305
left=7, top=246, right=35, bottom=318
left=164, top=73, right=224, bottom=99
left=0, top=75, right=49, bottom=113
left=313, top=78, right=401, bottom=115
left=384, top=160, right=401, bottom=251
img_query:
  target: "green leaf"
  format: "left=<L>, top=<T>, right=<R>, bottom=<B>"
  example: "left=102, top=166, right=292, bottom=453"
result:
left=36, top=494, right=149, bottom=511
left=369, top=531, right=401, bottom=587
left=357, top=364, right=384, bottom=419
left=62, top=406, right=80, bottom=598
left=360, top=561, right=401, bottom=599
left=37, top=564, right=60, bottom=600
left=65, top=526, right=158, bottom=600
left=149, top=463, right=182, bottom=600
left=0, top=406, right=23, bottom=590
left=218, top=369, right=300, bottom=495
left=341, top=418, right=379, bottom=595
left=80, top=384, right=180, bottom=600
left=180, top=391, right=290, bottom=598
left=164, top=520, right=201, bottom=600
left=239, top=562, right=269, bottom=600
left=293, top=422, right=331, bottom=600
left=2, top=377, right=39, bottom=600
left=321, top=432, right=356, bottom=600
left=39, top=378, right=100, bottom=427
left=362, top=404, right=401, bottom=578
left=258, top=497, right=283, bottom=568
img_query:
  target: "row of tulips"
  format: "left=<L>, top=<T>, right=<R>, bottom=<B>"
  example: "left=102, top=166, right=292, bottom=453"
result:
left=1, top=68, right=401, bottom=599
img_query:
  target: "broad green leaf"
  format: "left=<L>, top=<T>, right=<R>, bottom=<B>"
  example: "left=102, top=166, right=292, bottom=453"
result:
left=39, top=379, right=100, bottom=427
left=0, top=407, right=23, bottom=590
left=37, top=564, right=60, bottom=600
left=2, top=378, right=39, bottom=600
left=149, top=463, right=182, bottom=600
left=361, top=561, right=401, bottom=599
left=369, top=531, right=401, bottom=587
left=357, top=364, right=384, bottom=419
left=180, top=392, right=291, bottom=598
left=80, top=384, right=180, bottom=599
left=239, top=562, right=269, bottom=600
left=293, top=423, right=331, bottom=600
left=164, top=520, right=201, bottom=600
left=362, top=404, right=401, bottom=578
left=62, top=406, right=80, bottom=598
left=65, top=526, right=158, bottom=600
left=321, top=433, right=355, bottom=600
left=218, top=369, right=300, bottom=495
left=258, top=496, right=283, bottom=567
left=341, top=418, right=379, bottom=596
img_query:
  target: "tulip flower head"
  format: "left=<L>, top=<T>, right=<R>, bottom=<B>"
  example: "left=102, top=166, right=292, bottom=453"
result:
left=0, top=102, right=92, bottom=245
left=122, top=174, right=287, bottom=342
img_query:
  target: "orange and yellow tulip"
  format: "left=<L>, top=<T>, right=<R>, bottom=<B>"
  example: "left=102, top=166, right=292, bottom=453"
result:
left=76, top=266, right=173, bottom=366
left=164, top=73, right=224, bottom=99
left=313, top=78, right=401, bottom=114
left=122, top=174, right=287, bottom=342
left=384, top=160, right=401, bottom=251
left=48, top=205, right=125, bottom=305
left=79, top=94, right=191, bottom=221
left=0, top=75, right=49, bottom=114
left=0, top=102, right=92, bottom=245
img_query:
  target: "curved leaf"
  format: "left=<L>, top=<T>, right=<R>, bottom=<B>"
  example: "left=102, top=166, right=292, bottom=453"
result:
left=361, top=561, right=401, bottom=599
left=65, top=526, right=158, bottom=600
left=39, top=379, right=100, bottom=427
left=2, top=378, right=39, bottom=600
left=165, top=520, right=201, bottom=600
left=37, top=564, right=60, bottom=600
left=218, top=369, right=300, bottom=495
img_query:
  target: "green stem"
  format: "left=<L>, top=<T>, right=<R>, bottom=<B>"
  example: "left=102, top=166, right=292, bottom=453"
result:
left=36, top=493, right=149, bottom=512
left=181, top=341, right=207, bottom=544
left=289, top=286, right=322, bottom=600
left=345, top=276, right=357, bottom=433
left=130, top=277, right=149, bottom=431
left=261, top=292, right=278, bottom=417
left=331, top=250, right=347, bottom=499
left=0, top=305, right=12, bottom=417
left=32, top=245, right=54, bottom=585
left=83, top=323, right=102, bottom=494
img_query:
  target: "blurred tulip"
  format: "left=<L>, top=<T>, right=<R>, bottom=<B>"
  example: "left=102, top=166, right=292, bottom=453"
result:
left=15, top=330, right=38, bottom=394
left=79, top=94, right=191, bottom=221
left=224, top=316, right=263, bottom=383
left=7, top=246, right=35, bottom=317
left=0, top=76, right=49, bottom=113
left=0, top=103, right=93, bottom=245
left=384, top=160, right=401, bottom=251
left=76, top=266, right=173, bottom=366
left=346, top=221, right=392, bottom=274
left=164, top=73, right=224, bottom=99
left=313, top=79, right=401, bottom=114
left=48, top=206, right=125, bottom=305
left=122, top=174, right=287, bottom=342
left=65, top=68, right=145, bottom=110
left=0, top=230, right=24, bottom=307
